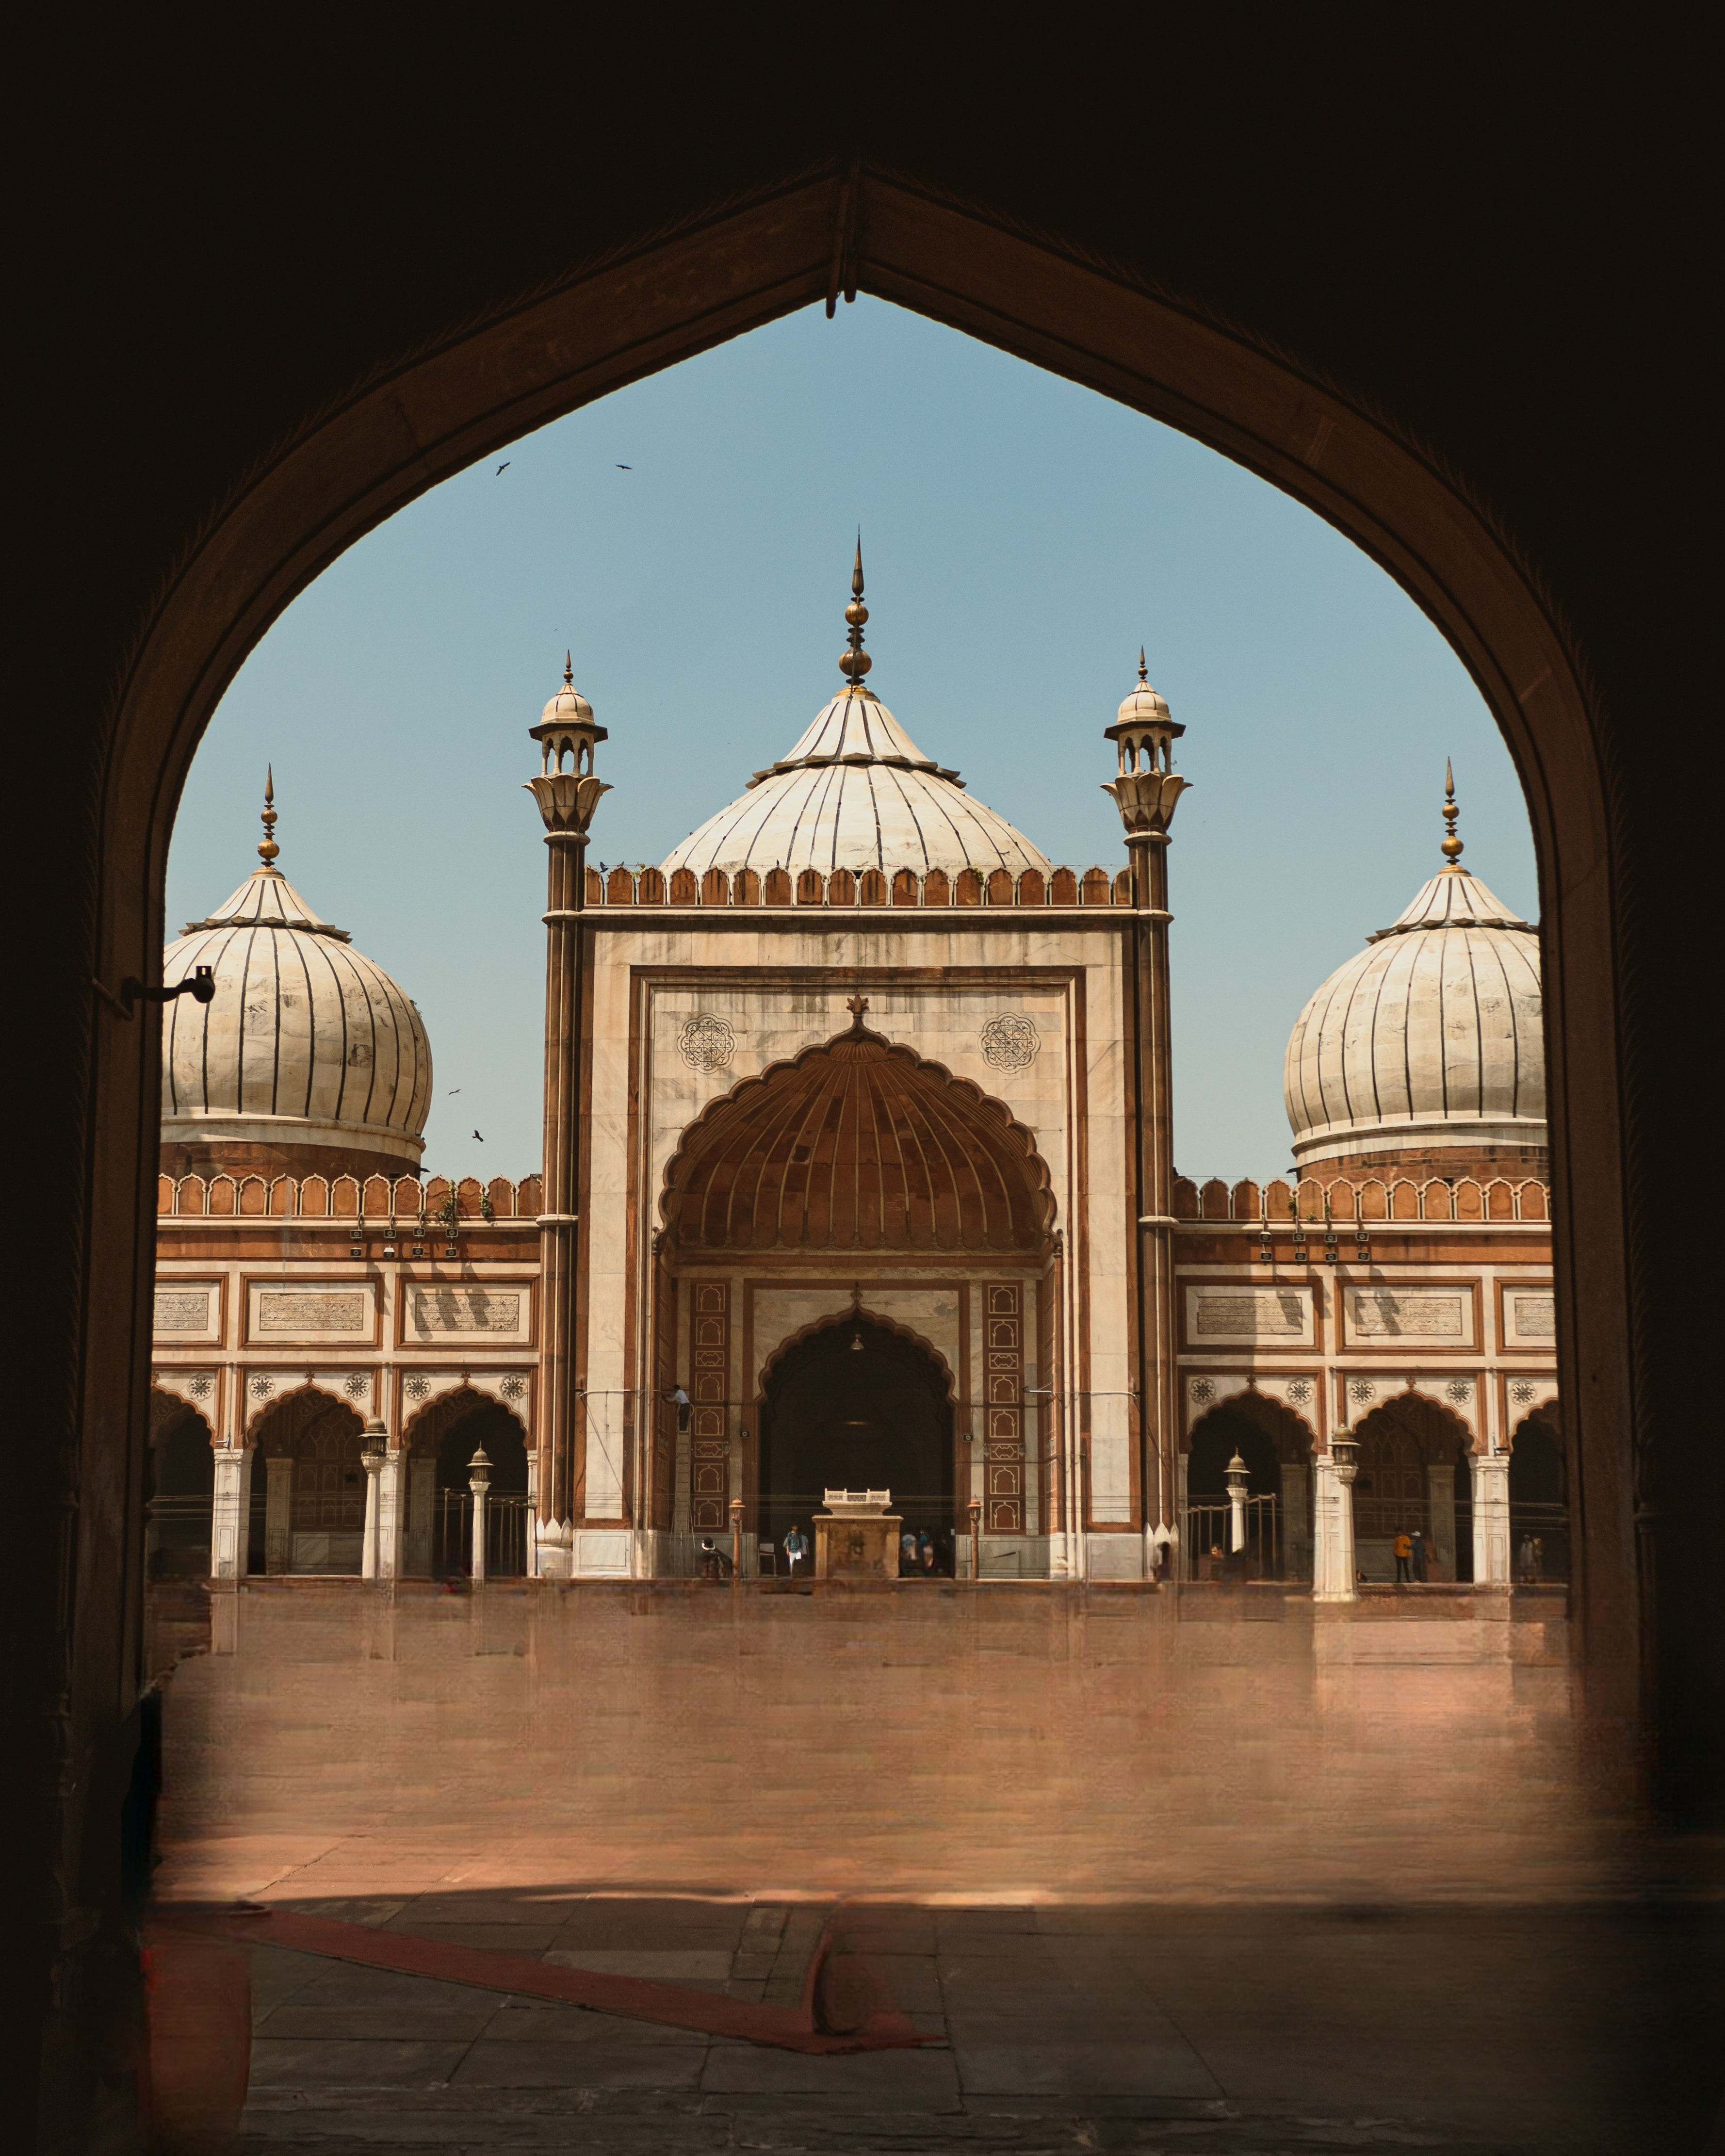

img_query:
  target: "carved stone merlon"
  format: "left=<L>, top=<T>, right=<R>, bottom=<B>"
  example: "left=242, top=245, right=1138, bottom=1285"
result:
left=1103, top=650, right=1191, bottom=841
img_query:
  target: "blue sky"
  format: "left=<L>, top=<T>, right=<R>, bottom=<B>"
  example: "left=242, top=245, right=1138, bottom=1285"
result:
left=166, top=297, right=1537, bottom=1182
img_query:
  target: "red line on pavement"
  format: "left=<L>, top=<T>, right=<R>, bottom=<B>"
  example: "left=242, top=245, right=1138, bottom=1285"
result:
left=160, top=1905, right=934, bottom=2057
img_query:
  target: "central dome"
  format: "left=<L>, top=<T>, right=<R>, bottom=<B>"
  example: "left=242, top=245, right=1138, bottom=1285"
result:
left=662, top=548, right=1048, bottom=880
left=661, top=685, right=1051, bottom=881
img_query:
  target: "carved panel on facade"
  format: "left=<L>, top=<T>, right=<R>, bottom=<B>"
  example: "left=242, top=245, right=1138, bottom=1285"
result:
left=404, top=1285, right=527, bottom=1341
left=689, top=1281, right=730, bottom=1532
left=154, top=1287, right=212, bottom=1332
left=1344, top=1287, right=1471, bottom=1345
left=248, top=1283, right=375, bottom=1343
left=1505, top=1290, right=1557, bottom=1345
left=979, top=1013, right=1039, bottom=1070
left=1186, top=1287, right=1314, bottom=1345
left=677, top=1013, right=736, bottom=1072
left=984, top=1282, right=1024, bottom=1533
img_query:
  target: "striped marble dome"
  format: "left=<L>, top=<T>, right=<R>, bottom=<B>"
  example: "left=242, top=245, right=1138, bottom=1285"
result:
left=162, top=857, right=432, bottom=1171
left=1283, top=861, right=1545, bottom=1172
left=661, top=685, right=1050, bottom=880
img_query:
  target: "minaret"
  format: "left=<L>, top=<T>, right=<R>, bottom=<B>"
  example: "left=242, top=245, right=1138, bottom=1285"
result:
left=526, top=657, right=610, bottom=1574
left=1103, top=653, right=1190, bottom=1550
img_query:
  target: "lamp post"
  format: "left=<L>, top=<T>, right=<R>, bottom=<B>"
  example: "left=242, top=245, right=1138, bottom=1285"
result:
left=359, top=1419, right=388, bottom=1580
left=468, top=1445, right=492, bottom=1585
left=1316, top=1427, right=1361, bottom=1603
left=968, top=1495, right=982, bottom=1582
left=730, top=1494, right=744, bottom=1582
left=1223, top=1449, right=1250, bottom=1558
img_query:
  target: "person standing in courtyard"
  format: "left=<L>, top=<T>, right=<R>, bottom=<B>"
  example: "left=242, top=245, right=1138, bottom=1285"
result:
left=1394, top=1528, right=1413, bottom=1583
left=1517, top=1533, right=1537, bottom=1583
left=1410, top=1527, right=1428, bottom=1582
left=782, top=1522, right=809, bottom=1578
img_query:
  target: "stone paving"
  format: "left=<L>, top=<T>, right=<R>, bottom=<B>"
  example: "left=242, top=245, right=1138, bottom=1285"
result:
left=234, top=1889, right=1723, bottom=2153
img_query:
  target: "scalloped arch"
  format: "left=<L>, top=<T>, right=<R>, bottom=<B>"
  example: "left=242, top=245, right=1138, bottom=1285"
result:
left=661, top=1023, right=1056, bottom=1253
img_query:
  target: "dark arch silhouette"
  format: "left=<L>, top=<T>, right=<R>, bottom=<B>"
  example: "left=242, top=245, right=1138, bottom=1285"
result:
left=24, top=88, right=1707, bottom=2143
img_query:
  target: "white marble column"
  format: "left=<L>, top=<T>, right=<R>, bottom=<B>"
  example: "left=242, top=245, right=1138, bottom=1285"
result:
left=376, top=1452, right=405, bottom=1579
left=360, top=1453, right=384, bottom=1579
left=264, top=1457, right=293, bottom=1574
left=471, top=1481, right=489, bottom=1585
left=1312, top=1455, right=1358, bottom=1602
left=209, top=1444, right=253, bottom=1579
left=1472, top=1451, right=1512, bottom=1586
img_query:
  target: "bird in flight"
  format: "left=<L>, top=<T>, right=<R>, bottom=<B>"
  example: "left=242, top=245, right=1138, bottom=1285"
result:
left=616, top=463, right=632, bottom=470
left=495, top=462, right=510, bottom=474
left=472, top=1130, right=485, bottom=1142
left=448, top=1088, right=461, bottom=1095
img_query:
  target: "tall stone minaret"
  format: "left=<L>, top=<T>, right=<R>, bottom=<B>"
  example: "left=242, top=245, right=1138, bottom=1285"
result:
left=1103, top=654, right=1190, bottom=1550
left=525, top=657, right=610, bottom=1576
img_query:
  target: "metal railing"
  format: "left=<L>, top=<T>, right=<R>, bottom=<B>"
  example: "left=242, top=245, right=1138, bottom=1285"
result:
left=1183, top=1495, right=1281, bottom=1579
left=431, top=1490, right=531, bottom=1578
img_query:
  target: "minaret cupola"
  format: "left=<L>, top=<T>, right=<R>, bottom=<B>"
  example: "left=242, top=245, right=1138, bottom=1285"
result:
left=1102, top=650, right=1190, bottom=843
left=526, top=654, right=611, bottom=838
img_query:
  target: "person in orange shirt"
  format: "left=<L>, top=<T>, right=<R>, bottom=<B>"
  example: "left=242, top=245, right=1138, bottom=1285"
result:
left=1394, top=1529, right=1414, bottom=1583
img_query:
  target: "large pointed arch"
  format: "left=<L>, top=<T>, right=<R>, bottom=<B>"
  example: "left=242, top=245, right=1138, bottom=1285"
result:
left=660, top=1018, right=1055, bottom=1254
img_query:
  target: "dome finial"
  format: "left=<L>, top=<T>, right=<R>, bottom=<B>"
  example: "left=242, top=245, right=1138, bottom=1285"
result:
left=1138, top=646, right=1149, bottom=684
left=258, top=765, right=280, bottom=867
left=1440, top=758, right=1464, bottom=868
left=839, top=532, right=872, bottom=690
left=564, top=650, right=574, bottom=689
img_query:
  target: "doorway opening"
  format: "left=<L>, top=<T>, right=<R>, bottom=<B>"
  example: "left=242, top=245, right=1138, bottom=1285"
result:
left=757, top=1317, right=956, bottom=1570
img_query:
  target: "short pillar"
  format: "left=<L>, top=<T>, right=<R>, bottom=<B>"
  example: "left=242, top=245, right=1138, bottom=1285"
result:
left=968, top=1495, right=982, bottom=1582
left=1224, top=1450, right=1249, bottom=1556
left=1312, top=1432, right=1359, bottom=1602
left=264, top=1457, right=293, bottom=1574
left=209, top=1443, right=254, bottom=1579
left=469, top=1446, right=492, bottom=1585
left=1472, top=1451, right=1512, bottom=1586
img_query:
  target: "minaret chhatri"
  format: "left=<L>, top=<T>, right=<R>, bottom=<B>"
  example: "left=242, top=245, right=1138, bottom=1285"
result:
left=1103, top=652, right=1191, bottom=1552
left=526, top=656, right=611, bottom=1575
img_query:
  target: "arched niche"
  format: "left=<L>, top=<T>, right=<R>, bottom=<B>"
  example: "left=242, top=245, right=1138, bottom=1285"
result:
left=1510, top=1405, right=1569, bottom=1583
left=248, top=1386, right=365, bottom=1574
left=1185, top=1391, right=1314, bottom=1582
left=756, top=1314, right=957, bottom=1560
left=145, top=1389, right=214, bottom=1581
left=1351, top=1392, right=1475, bottom=1584
left=401, top=1386, right=530, bottom=1578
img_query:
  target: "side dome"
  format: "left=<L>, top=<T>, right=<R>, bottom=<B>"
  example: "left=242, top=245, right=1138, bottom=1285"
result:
left=161, top=792, right=432, bottom=1180
left=1282, top=817, right=1545, bottom=1179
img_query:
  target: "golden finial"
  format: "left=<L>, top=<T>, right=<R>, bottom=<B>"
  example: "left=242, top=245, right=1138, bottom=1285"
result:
left=838, top=534, right=872, bottom=688
left=1138, top=646, right=1149, bottom=684
left=258, top=765, right=280, bottom=865
left=1440, top=758, right=1464, bottom=867
left=563, top=650, right=574, bottom=689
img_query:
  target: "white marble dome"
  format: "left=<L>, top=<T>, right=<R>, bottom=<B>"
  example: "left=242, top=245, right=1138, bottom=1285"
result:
left=162, top=856, right=432, bottom=1169
left=661, top=686, right=1051, bottom=880
left=1283, top=860, right=1545, bottom=1171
